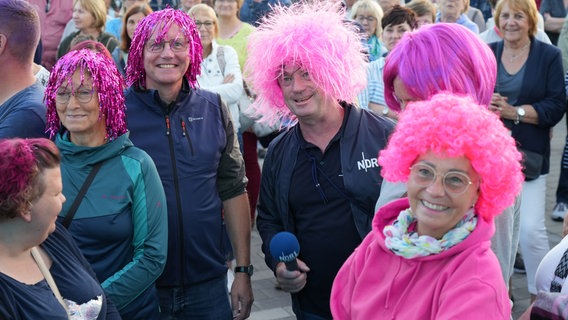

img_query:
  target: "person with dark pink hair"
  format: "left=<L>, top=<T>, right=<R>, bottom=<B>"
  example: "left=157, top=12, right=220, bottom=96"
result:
left=246, top=2, right=394, bottom=318
left=124, top=7, right=253, bottom=319
left=0, top=138, right=120, bottom=319
left=331, top=93, right=523, bottom=319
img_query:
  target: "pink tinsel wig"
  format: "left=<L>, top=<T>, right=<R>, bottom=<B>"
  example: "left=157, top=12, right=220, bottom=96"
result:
left=126, top=7, right=202, bottom=88
left=383, top=23, right=496, bottom=113
left=378, top=93, right=523, bottom=221
left=244, top=1, right=367, bottom=124
left=45, top=49, right=127, bottom=140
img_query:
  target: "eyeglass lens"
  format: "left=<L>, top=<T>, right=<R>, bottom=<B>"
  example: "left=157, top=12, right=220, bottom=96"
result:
left=55, top=88, right=94, bottom=104
left=356, top=16, right=376, bottom=23
left=195, top=20, right=215, bottom=29
left=147, top=39, right=189, bottom=52
left=410, top=163, right=472, bottom=195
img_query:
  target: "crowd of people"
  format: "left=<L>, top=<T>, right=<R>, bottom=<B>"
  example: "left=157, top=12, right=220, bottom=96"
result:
left=2, top=0, right=568, bottom=318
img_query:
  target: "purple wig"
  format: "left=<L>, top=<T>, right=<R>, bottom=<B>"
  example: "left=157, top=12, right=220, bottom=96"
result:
left=244, top=1, right=367, bottom=124
left=383, top=23, right=496, bottom=113
left=45, top=49, right=127, bottom=140
left=126, top=7, right=202, bottom=88
left=379, top=93, right=523, bottom=221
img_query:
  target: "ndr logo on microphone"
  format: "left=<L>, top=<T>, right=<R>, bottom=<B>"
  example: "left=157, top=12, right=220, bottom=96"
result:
left=279, top=251, right=298, bottom=262
left=357, top=152, right=379, bottom=172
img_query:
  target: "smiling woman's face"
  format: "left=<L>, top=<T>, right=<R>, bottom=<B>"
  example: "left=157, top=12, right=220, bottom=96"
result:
left=408, top=151, right=479, bottom=239
left=56, top=70, right=106, bottom=141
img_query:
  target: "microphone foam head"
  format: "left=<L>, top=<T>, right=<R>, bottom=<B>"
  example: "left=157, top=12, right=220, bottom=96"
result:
left=269, top=231, right=300, bottom=262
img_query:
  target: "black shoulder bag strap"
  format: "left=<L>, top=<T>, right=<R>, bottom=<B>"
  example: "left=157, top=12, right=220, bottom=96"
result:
left=62, top=161, right=104, bottom=228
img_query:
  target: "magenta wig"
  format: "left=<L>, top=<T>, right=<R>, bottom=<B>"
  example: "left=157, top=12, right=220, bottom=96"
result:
left=0, top=138, right=60, bottom=220
left=378, top=93, right=523, bottom=221
left=244, top=1, right=367, bottom=124
left=126, top=7, right=202, bottom=88
left=45, top=49, right=127, bottom=140
left=383, top=23, right=496, bottom=113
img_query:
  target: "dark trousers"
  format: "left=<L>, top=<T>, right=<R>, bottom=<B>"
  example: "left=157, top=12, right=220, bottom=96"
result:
left=158, top=274, right=232, bottom=319
left=556, top=118, right=568, bottom=203
left=243, top=132, right=261, bottom=222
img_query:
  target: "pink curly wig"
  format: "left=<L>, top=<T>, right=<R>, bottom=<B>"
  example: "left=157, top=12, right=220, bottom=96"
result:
left=244, top=1, right=367, bottom=124
left=126, top=7, right=202, bottom=88
left=0, top=138, right=60, bottom=220
left=383, top=23, right=496, bottom=113
left=45, top=49, right=127, bottom=140
left=378, top=93, right=523, bottom=221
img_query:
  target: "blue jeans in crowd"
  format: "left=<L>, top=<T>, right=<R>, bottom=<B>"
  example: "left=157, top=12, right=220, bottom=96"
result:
left=158, top=274, right=232, bottom=319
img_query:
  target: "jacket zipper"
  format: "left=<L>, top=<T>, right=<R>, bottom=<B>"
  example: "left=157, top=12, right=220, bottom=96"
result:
left=165, top=114, right=186, bottom=286
left=180, top=119, right=195, bottom=156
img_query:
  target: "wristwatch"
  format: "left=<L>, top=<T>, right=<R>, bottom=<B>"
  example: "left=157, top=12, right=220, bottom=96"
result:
left=515, top=107, right=526, bottom=125
left=382, top=106, right=389, bottom=116
left=234, top=265, right=254, bottom=276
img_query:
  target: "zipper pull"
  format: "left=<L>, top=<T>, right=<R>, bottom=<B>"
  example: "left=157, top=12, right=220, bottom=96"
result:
left=165, top=115, right=171, bottom=136
left=181, top=119, right=186, bottom=136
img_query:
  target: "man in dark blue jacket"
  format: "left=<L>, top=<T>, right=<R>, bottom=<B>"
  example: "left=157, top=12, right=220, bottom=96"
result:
left=244, top=3, right=395, bottom=319
left=124, top=8, right=253, bottom=320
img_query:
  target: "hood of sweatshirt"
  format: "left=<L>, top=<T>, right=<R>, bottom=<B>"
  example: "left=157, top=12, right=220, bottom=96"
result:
left=373, top=197, right=495, bottom=262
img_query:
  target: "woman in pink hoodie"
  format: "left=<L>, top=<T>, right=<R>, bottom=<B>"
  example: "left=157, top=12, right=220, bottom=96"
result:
left=330, top=93, right=523, bottom=319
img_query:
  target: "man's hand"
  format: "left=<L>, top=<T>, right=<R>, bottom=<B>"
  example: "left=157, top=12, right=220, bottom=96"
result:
left=274, top=259, right=310, bottom=293
left=231, top=272, right=254, bottom=320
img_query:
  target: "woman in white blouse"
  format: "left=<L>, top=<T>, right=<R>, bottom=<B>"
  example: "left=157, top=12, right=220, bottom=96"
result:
left=189, top=4, right=244, bottom=134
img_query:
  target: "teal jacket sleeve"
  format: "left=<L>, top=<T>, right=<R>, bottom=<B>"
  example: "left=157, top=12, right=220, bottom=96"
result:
left=100, top=151, right=168, bottom=309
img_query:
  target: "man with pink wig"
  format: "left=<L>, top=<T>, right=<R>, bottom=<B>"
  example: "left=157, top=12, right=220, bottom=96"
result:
left=245, top=2, right=395, bottom=318
left=124, top=7, right=253, bottom=320
left=375, top=23, right=522, bottom=301
left=331, top=93, right=522, bottom=319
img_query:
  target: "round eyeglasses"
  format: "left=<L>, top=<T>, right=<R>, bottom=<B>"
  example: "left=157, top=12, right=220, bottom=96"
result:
left=409, top=163, right=474, bottom=195
left=146, top=39, right=189, bottom=53
left=55, top=88, right=95, bottom=104
left=195, top=20, right=215, bottom=30
left=355, top=15, right=377, bottom=23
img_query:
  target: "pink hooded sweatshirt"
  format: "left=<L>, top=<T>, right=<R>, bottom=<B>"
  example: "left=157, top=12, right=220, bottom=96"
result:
left=330, top=198, right=510, bottom=320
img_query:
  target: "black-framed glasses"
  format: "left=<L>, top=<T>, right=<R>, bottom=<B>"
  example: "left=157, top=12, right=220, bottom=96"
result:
left=55, top=88, right=95, bottom=104
left=355, top=15, right=377, bottom=23
left=146, top=39, right=189, bottom=53
left=195, top=20, right=215, bottom=29
left=409, top=163, right=473, bottom=195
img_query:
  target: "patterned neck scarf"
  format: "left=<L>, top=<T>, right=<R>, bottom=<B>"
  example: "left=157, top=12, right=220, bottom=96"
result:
left=366, top=35, right=381, bottom=62
left=383, top=208, right=477, bottom=259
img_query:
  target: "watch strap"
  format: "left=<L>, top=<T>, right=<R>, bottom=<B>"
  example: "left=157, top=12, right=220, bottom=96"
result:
left=234, top=265, right=254, bottom=276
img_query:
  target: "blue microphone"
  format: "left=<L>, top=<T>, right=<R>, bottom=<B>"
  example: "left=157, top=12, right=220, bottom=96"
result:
left=269, top=231, right=300, bottom=271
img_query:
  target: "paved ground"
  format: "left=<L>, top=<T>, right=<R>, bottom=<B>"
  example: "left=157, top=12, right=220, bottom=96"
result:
left=248, top=117, right=568, bottom=320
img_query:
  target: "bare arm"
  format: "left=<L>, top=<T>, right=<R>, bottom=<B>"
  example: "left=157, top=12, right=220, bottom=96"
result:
left=544, top=13, right=565, bottom=33
left=223, top=193, right=254, bottom=320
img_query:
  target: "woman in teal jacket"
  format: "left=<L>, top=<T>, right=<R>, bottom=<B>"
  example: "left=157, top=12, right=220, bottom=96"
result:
left=45, top=49, right=168, bottom=320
